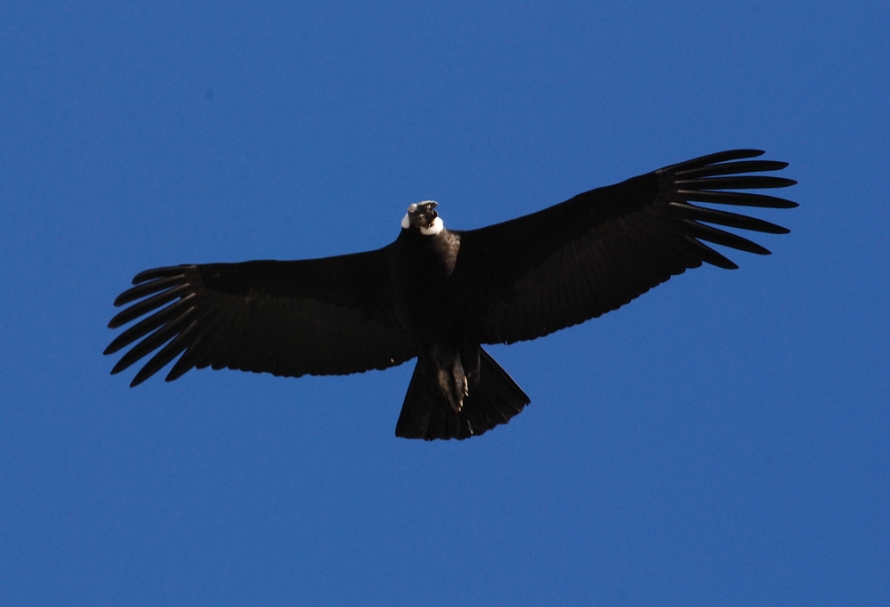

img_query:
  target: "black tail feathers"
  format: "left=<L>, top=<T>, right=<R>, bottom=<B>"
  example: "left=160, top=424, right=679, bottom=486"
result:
left=395, top=349, right=530, bottom=440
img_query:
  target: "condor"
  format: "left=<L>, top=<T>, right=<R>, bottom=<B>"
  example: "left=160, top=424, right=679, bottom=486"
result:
left=106, top=149, right=796, bottom=440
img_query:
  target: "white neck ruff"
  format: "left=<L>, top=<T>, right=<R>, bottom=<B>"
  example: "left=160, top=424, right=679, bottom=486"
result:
left=401, top=214, right=444, bottom=235
left=420, top=216, right=444, bottom=235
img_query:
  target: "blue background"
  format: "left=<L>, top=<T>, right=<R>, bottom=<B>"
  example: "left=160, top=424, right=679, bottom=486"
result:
left=2, top=2, right=887, bottom=605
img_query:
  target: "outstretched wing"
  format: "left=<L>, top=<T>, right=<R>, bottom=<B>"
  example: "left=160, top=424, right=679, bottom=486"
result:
left=454, top=150, right=797, bottom=345
left=105, top=248, right=416, bottom=386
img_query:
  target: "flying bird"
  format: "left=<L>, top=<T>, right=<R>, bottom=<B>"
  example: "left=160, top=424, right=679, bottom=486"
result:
left=106, top=149, right=797, bottom=440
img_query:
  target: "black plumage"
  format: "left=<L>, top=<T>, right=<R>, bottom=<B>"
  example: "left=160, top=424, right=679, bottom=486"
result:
left=106, top=149, right=797, bottom=440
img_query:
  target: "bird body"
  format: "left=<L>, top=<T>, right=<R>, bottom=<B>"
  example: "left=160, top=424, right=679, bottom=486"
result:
left=106, top=150, right=797, bottom=440
left=389, top=201, right=530, bottom=437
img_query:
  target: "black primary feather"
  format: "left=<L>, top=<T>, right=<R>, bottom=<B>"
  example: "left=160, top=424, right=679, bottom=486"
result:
left=106, top=149, right=796, bottom=439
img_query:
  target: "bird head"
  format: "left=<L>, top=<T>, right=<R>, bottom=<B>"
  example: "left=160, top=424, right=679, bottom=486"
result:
left=401, top=201, right=444, bottom=235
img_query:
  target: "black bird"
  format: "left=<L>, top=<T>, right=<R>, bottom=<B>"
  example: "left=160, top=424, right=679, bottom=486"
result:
left=106, top=149, right=797, bottom=440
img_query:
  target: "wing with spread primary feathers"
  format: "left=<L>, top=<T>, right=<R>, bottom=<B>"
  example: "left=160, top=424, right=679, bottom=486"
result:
left=105, top=248, right=416, bottom=386
left=454, top=150, right=797, bottom=345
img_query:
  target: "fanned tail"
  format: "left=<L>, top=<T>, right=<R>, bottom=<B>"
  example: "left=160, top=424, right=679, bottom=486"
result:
left=395, top=349, right=530, bottom=440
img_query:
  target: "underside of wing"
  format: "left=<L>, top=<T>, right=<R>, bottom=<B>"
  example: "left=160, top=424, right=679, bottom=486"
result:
left=105, top=248, right=416, bottom=386
left=455, top=150, right=797, bottom=345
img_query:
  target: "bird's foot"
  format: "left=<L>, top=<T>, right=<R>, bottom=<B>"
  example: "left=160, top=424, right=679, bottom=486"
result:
left=437, top=361, right=469, bottom=413
left=451, top=359, right=469, bottom=413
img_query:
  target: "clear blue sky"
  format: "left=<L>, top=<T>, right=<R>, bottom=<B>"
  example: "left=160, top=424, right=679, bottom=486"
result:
left=2, top=2, right=887, bottom=605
